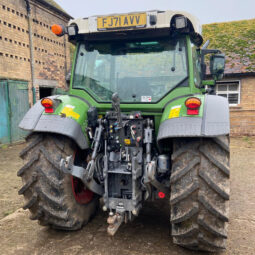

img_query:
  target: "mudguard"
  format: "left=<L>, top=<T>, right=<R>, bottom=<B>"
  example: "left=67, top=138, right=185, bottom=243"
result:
left=19, top=95, right=90, bottom=149
left=157, top=94, right=230, bottom=142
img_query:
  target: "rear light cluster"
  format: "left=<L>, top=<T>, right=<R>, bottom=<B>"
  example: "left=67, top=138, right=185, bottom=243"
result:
left=41, top=98, right=54, bottom=113
left=185, top=97, right=201, bottom=115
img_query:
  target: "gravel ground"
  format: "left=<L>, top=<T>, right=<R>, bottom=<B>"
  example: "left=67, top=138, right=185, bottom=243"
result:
left=0, top=137, right=254, bottom=255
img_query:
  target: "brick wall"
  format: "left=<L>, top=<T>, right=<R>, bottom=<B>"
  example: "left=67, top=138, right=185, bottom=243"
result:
left=229, top=76, right=255, bottom=136
left=0, top=0, right=71, bottom=104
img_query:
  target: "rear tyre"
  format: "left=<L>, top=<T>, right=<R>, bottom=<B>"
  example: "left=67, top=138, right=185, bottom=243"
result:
left=170, top=136, right=230, bottom=252
left=18, top=133, right=99, bottom=230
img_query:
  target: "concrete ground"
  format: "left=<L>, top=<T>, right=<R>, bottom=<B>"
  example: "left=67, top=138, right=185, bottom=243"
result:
left=0, top=137, right=255, bottom=255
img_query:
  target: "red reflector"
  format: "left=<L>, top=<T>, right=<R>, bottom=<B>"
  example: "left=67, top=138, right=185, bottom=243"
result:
left=45, top=108, right=54, bottom=113
left=158, top=192, right=165, bottom=199
left=187, top=109, right=199, bottom=115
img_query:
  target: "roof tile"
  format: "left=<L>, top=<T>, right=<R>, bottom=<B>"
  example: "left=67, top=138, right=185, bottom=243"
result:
left=203, top=19, right=255, bottom=74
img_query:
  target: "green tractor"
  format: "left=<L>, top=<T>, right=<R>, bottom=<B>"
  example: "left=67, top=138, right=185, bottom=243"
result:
left=18, top=10, right=230, bottom=252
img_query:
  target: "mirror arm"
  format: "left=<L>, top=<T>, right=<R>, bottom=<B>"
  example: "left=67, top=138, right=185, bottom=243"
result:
left=201, top=40, right=210, bottom=50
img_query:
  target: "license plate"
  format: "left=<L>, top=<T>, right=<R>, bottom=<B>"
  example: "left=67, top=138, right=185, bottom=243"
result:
left=97, top=13, right=147, bottom=30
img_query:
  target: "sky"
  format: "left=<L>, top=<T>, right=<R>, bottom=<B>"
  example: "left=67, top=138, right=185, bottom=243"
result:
left=54, top=0, right=255, bottom=24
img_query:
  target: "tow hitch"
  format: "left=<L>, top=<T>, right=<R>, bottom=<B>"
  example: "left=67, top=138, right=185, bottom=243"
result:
left=107, top=211, right=124, bottom=236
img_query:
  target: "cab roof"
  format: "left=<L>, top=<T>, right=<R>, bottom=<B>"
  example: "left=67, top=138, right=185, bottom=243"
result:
left=68, top=10, right=203, bottom=46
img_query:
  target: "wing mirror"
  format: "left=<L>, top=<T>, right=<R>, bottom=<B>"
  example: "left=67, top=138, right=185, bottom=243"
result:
left=210, top=54, right=225, bottom=80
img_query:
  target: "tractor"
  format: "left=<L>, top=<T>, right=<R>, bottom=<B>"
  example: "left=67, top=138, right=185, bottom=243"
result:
left=18, top=10, right=230, bottom=252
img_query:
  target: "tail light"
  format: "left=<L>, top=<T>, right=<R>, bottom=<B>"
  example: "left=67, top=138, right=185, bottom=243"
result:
left=41, top=98, right=54, bottom=113
left=185, top=97, right=201, bottom=115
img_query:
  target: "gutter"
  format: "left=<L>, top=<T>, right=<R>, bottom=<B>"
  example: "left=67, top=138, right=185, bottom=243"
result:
left=206, top=72, right=255, bottom=79
left=223, top=72, right=255, bottom=78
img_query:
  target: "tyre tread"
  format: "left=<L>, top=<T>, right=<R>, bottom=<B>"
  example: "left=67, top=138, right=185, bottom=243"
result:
left=19, top=135, right=43, bottom=159
left=17, top=154, right=39, bottom=177
left=170, top=157, right=200, bottom=184
left=170, top=181, right=199, bottom=205
left=199, top=170, right=229, bottom=200
left=198, top=194, right=229, bottom=222
left=199, top=146, right=230, bottom=176
left=18, top=134, right=98, bottom=230
left=23, top=193, right=37, bottom=210
left=170, top=137, right=230, bottom=252
left=171, top=203, right=199, bottom=224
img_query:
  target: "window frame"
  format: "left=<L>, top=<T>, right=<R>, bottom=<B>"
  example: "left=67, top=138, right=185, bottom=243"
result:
left=71, top=37, right=189, bottom=104
left=216, top=80, right=241, bottom=106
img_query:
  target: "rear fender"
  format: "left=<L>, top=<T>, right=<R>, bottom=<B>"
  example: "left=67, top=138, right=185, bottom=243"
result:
left=19, top=95, right=90, bottom=149
left=157, top=94, right=230, bottom=142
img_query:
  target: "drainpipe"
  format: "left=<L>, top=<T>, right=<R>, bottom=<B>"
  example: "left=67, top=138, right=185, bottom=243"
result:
left=24, top=0, right=36, bottom=104
left=64, top=35, right=68, bottom=89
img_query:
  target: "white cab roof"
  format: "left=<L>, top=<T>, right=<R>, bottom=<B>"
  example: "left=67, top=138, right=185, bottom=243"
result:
left=68, top=10, right=202, bottom=35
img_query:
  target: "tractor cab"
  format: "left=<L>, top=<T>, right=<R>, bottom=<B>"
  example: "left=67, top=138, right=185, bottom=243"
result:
left=65, top=11, right=203, bottom=107
left=19, top=10, right=230, bottom=253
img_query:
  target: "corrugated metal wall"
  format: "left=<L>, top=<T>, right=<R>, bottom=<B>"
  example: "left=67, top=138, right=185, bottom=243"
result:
left=0, top=80, right=29, bottom=144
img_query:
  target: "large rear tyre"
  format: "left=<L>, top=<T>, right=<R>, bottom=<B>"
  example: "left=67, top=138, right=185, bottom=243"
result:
left=170, top=136, right=230, bottom=252
left=17, top=133, right=99, bottom=230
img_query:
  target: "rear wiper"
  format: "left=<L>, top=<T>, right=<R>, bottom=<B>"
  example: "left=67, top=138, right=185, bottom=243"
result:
left=171, top=41, right=179, bottom=72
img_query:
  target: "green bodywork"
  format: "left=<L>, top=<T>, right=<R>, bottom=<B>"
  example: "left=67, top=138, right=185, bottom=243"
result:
left=43, top=36, right=213, bottom=139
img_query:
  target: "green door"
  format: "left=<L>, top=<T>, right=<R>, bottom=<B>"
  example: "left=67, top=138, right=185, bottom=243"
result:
left=8, top=80, right=29, bottom=142
left=0, top=81, right=10, bottom=144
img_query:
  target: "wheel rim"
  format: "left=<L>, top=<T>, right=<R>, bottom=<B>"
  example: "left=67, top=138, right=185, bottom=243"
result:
left=71, top=176, right=94, bottom=204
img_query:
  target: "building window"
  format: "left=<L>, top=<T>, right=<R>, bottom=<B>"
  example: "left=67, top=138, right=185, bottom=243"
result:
left=216, top=81, right=241, bottom=106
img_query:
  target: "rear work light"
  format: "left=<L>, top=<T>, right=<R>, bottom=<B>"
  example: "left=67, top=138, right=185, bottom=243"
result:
left=185, top=97, right=201, bottom=115
left=41, top=98, right=54, bottom=113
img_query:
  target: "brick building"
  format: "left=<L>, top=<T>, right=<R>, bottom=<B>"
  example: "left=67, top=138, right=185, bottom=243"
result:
left=203, top=19, right=255, bottom=136
left=0, top=4, right=254, bottom=137
left=0, top=0, right=72, bottom=104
